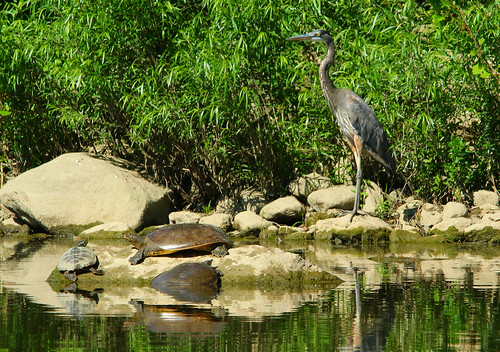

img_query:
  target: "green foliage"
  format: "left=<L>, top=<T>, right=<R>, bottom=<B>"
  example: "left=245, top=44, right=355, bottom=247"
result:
left=0, top=0, right=498, bottom=206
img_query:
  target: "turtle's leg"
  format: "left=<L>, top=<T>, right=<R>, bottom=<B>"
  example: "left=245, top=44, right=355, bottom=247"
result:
left=90, top=267, right=104, bottom=276
left=211, top=245, right=229, bottom=258
left=129, top=249, right=146, bottom=265
left=64, top=271, right=78, bottom=282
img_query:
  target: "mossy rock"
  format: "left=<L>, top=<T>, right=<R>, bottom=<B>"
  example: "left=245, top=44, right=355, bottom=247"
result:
left=315, top=227, right=391, bottom=244
left=220, top=269, right=342, bottom=290
left=259, top=227, right=278, bottom=239
left=49, top=222, right=104, bottom=237
left=465, top=227, right=500, bottom=244
left=304, top=211, right=341, bottom=227
left=284, top=231, right=313, bottom=241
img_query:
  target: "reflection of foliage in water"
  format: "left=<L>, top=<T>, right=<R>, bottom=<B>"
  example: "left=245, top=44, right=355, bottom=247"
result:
left=2, top=273, right=500, bottom=351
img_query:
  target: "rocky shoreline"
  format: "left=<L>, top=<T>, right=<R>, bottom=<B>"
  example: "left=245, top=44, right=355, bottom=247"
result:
left=0, top=152, right=499, bottom=289
left=0, top=152, right=499, bottom=242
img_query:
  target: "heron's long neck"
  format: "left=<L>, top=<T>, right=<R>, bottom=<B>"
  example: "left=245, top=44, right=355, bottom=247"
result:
left=319, top=41, right=337, bottom=96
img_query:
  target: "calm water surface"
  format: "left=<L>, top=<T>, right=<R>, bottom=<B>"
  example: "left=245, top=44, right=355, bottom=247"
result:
left=1, top=237, right=500, bottom=351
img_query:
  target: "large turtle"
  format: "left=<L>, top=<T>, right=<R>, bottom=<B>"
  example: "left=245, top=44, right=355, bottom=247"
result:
left=150, top=260, right=222, bottom=303
left=57, top=239, right=104, bottom=282
left=124, top=223, right=233, bottom=265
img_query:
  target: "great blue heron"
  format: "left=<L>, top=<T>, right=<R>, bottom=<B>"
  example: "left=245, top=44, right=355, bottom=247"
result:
left=287, top=29, right=396, bottom=222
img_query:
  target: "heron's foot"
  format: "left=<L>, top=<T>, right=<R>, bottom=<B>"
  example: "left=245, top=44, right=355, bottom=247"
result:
left=338, top=210, right=367, bottom=222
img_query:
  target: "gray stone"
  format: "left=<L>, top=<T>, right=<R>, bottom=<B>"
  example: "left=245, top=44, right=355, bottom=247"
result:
left=432, top=218, right=473, bottom=232
left=465, top=220, right=500, bottom=232
left=168, top=211, right=203, bottom=224
left=396, top=199, right=423, bottom=224
left=288, top=172, right=333, bottom=201
left=81, top=222, right=132, bottom=235
left=419, top=203, right=443, bottom=228
left=307, top=185, right=356, bottom=213
left=233, top=211, right=273, bottom=232
left=362, top=182, right=384, bottom=213
left=315, top=214, right=392, bottom=232
left=260, top=196, right=305, bottom=224
left=442, top=202, right=468, bottom=219
left=216, top=188, right=266, bottom=215
left=0, top=152, right=173, bottom=234
left=199, top=213, right=233, bottom=231
left=473, top=190, right=499, bottom=207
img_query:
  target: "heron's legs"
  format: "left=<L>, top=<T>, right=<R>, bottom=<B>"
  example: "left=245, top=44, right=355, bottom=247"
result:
left=350, top=151, right=362, bottom=222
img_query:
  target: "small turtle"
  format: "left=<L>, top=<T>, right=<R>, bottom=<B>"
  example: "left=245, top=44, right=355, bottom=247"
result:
left=124, top=223, right=233, bottom=265
left=150, top=260, right=222, bottom=303
left=57, top=239, right=104, bottom=282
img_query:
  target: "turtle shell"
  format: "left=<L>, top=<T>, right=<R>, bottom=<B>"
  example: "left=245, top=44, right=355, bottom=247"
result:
left=145, top=223, right=233, bottom=255
left=57, top=245, right=98, bottom=272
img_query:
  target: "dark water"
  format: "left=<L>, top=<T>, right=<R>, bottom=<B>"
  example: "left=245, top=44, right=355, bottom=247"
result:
left=1, top=239, right=500, bottom=351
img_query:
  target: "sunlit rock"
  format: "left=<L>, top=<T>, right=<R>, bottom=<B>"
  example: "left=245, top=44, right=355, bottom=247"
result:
left=473, top=190, right=499, bottom=208
left=362, top=182, right=384, bottom=213
left=216, top=188, right=266, bottom=215
left=168, top=211, right=203, bottom=224
left=419, top=203, right=443, bottom=229
left=432, top=217, right=473, bottom=232
left=233, top=210, right=273, bottom=232
left=0, top=152, right=173, bottom=234
left=260, top=196, right=305, bottom=224
left=442, top=202, right=468, bottom=219
left=199, top=213, right=233, bottom=231
left=307, top=185, right=356, bottom=213
left=81, top=222, right=132, bottom=235
left=288, top=172, right=333, bottom=202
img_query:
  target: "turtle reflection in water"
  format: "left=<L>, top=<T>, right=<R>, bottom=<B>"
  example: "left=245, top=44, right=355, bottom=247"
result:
left=124, top=223, right=233, bottom=265
left=57, top=239, right=104, bottom=282
left=150, top=260, right=223, bottom=303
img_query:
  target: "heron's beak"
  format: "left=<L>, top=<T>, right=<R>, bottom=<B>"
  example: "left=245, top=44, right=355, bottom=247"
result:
left=286, top=33, right=314, bottom=42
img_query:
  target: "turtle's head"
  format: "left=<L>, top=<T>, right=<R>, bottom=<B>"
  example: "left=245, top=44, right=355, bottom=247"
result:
left=124, top=233, right=144, bottom=248
left=76, top=238, right=88, bottom=247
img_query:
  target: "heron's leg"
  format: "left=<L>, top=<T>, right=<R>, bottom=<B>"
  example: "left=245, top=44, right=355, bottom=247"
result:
left=350, top=151, right=362, bottom=222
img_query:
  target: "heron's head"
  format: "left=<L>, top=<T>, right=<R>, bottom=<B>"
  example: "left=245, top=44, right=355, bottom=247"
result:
left=286, top=29, right=333, bottom=44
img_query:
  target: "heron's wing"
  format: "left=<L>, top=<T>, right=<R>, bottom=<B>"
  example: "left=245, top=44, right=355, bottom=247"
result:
left=344, top=91, right=396, bottom=173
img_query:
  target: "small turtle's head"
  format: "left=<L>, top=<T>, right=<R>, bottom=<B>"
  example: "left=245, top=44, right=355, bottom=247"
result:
left=75, top=238, right=88, bottom=247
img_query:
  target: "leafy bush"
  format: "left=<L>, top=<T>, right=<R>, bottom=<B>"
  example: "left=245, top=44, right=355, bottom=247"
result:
left=0, top=0, right=498, bottom=206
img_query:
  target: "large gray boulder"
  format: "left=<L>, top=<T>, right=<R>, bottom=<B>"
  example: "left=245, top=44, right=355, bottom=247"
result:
left=288, top=172, right=333, bottom=201
left=307, top=185, right=356, bottom=213
left=259, top=196, right=305, bottom=224
left=0, top=152, right=173, bottom=234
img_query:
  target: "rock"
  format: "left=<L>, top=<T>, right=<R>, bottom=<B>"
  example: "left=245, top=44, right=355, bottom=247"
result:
left=80, top=222, right=132, bottom=235
left=315, top=215, right=392, bottom=233
left=442, top=202, right=468, bottom=219
left=396, top=200, right=423, bottom=224
left=259, top=196, right=305, bottom=224
left=216, top=189, right=266, bottom=215
left=362, top=182, right=384, bottom=213
left=288, top=172, right=333, bottom=201
left=169, top=211, right=203, bottom=224
left=474, top=190, right=499, bottom=207
left=482, top=211, right=500, bottom=222
left=465, top=221, right=500, bottom=232
left=0, top=153, right=173, bottom=234
left=432, top=218, right=473, bottom=232
left=216, top=245, right=339, bottom=286
left=233, top=211, right=273, bottom=232
left=419, top=203, right=442, bottom=228
left=307, top=185, right=356, bottom=213
left=199, top=213, right=233, bottom=231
